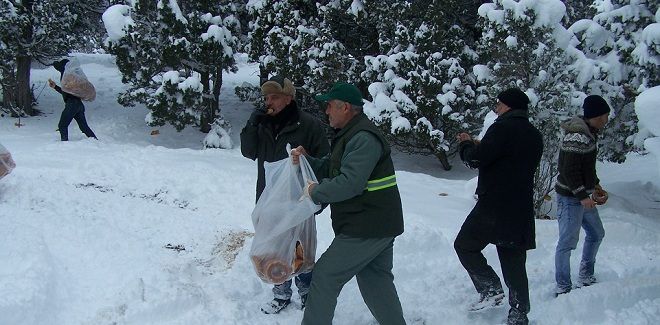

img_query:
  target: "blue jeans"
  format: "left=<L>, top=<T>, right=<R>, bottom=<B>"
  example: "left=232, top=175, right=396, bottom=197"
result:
left=272, top=271, right=312, bottom=300
left=554, top=194, right=605, bottom=292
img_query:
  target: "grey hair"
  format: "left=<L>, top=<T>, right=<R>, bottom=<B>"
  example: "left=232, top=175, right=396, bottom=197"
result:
left=348, top=103, right=363, bottom=113
left=330, top=99, right=363, bottom=113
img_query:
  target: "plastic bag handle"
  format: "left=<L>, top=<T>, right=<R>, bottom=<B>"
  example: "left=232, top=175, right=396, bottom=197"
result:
left=286, top=143, right=317, bottom=185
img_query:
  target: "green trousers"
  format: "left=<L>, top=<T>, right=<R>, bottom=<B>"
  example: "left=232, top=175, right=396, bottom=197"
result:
left=301, top=234, right=406, bottom=325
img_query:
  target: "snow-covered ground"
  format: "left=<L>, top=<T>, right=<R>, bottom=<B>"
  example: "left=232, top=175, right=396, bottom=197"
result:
left=0, top=54, right=659, bottom=325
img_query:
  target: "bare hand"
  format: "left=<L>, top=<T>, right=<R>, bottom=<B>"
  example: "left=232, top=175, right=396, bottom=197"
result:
left=299, top=180, right=317, bottom=201
left=580, top=197, right=596, bottom=209
left=48, top=79, right=56, bottom=88
left=291, top=146, right=307, bottom=165
left=305, top=180, right=316, bottom=197
left=457, top=132, right=472, bottom=142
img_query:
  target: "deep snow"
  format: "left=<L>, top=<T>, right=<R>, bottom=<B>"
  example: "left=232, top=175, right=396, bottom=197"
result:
left=0, top=54, right=659, bottom=325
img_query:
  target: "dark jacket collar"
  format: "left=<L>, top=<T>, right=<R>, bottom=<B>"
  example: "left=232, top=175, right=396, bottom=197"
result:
left=497, top=109, right=529, bottom=121
left=264, top=100, right=300, bottom=134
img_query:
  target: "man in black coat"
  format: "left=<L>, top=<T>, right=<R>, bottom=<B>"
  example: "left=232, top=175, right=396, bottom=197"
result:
left=455, top=88, right=543, bottom=325
left=240, top=76, right=329, bottom=314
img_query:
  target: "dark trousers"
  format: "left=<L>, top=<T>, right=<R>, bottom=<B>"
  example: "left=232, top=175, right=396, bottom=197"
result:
left=59, top=100, right=96, bottom=141
left=454, top=221, right=530, bottom=325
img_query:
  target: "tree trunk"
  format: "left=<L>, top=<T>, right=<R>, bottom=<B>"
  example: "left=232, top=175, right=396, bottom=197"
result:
left=1, top=67, right=18, bottom=117
left=212, top=66, right=221, bottom=115
left=16, top=56, right=35, bottom=116
left=16, top=0, right=36, bottom=116
left=259, top=66, right=268, bottom=85
left=199, top=71, right=212, bottom=133
left=199, top=66, right=223, bottom=133
left=434, top=149, right=452, bottom=171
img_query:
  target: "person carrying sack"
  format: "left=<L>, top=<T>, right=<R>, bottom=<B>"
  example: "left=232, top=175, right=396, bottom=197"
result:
left=48, top=58, right=97, bottom=141
left=291, top=82, right=406, bottom=325
left=240, top=75, right=329, bottom=314
left=0, top=142, right=16, bottom=179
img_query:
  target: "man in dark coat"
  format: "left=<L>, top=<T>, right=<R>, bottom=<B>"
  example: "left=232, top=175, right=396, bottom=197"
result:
left=455, top=88, right=543, bottom=325
left=48, top=59, right=97, bottom=141
left=240, top=75, right=329, bottom=314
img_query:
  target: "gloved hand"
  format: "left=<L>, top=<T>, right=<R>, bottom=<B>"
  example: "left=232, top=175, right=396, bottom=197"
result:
left=248, top=108, right=267, bottom=126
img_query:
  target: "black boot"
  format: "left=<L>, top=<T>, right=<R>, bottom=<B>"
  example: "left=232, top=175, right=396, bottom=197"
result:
left=507, top=307, right=529, bottom=325
left=300, top=294, right=308, bottom=310
left=260, top=298, right=291, bottom=314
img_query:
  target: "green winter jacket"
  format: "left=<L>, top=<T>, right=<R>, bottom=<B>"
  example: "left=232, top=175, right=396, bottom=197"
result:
left=307, top=113, right=404, bottom=238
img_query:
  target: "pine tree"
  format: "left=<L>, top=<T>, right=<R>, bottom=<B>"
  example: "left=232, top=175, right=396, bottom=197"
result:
left=242, top=0, right=354, bottom=127
left=477, top=0, right=577, bottom=218
left=0, top=0, right=78, bottom=116
left=562, top=0, right=597, bottom=25
left=103, top=0, right=241, bottom=144
left=354, top=0, right=482, bottom=170
left=69, top=1, right=111, bottom=52
left=632, top=7, right=659, bottom=89
left=569, top=0, right=658, bottom=162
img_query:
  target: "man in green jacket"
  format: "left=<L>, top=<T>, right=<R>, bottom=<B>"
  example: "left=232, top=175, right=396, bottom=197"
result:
left=291, top=82, right=406, bottom=325
left=240, top=75, right=329, bottom=314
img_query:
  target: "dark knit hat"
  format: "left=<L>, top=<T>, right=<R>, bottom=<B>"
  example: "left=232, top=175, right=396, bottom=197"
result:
left=497, top=88, right=530, bottom=111
left=315, top=82, right=364, bottom=106
left=52, top=59, right=69, bottom=78
left=261, top=75, right=296, bottom=97
left=583, top=95, right=611, bottom=119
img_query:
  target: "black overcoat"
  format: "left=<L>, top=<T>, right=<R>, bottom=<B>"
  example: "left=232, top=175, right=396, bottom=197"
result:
left=459, top=109, right=543, bottom=250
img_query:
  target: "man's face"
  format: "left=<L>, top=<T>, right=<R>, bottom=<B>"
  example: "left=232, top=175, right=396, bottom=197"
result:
left=264, top=93, right=292, bottom=115
left=587, top=114, right=609, bottom=129
left=325, top=100, right=350, bottom=129
left=493, top=100, right=511, bottom=116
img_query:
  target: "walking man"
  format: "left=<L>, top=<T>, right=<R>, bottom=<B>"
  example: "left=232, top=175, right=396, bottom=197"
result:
left=291, top=82, right=406, bottom=325
left=455, top=88, right=543, bottom=325
left=554, top=95, right=610, bottom=296
left=49, top=59, right=97, bottom=141
left=240, top=75, right=329, bottom=313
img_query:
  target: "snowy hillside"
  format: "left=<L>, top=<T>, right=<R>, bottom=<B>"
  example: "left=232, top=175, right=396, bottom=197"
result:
left=0, top=54, right=659, bottom=325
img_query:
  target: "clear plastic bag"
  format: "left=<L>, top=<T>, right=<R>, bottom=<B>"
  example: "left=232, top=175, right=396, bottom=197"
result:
left=0, top=142, right=16, bottom=179
left=61, top=59, right=96, bottom=102
left=249, top=144, right=320, bottom=284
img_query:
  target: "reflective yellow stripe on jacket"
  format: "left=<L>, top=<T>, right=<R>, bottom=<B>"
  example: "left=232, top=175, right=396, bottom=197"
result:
left=365, top=175, right=397, bottom=192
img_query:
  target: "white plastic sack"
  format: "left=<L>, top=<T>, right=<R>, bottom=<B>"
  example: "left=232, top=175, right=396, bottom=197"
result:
left=0, top=142, right=16, bottom=179
left=61, top=59, right=96, bottom=102
left=249, top=144, right=320, bottom=284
